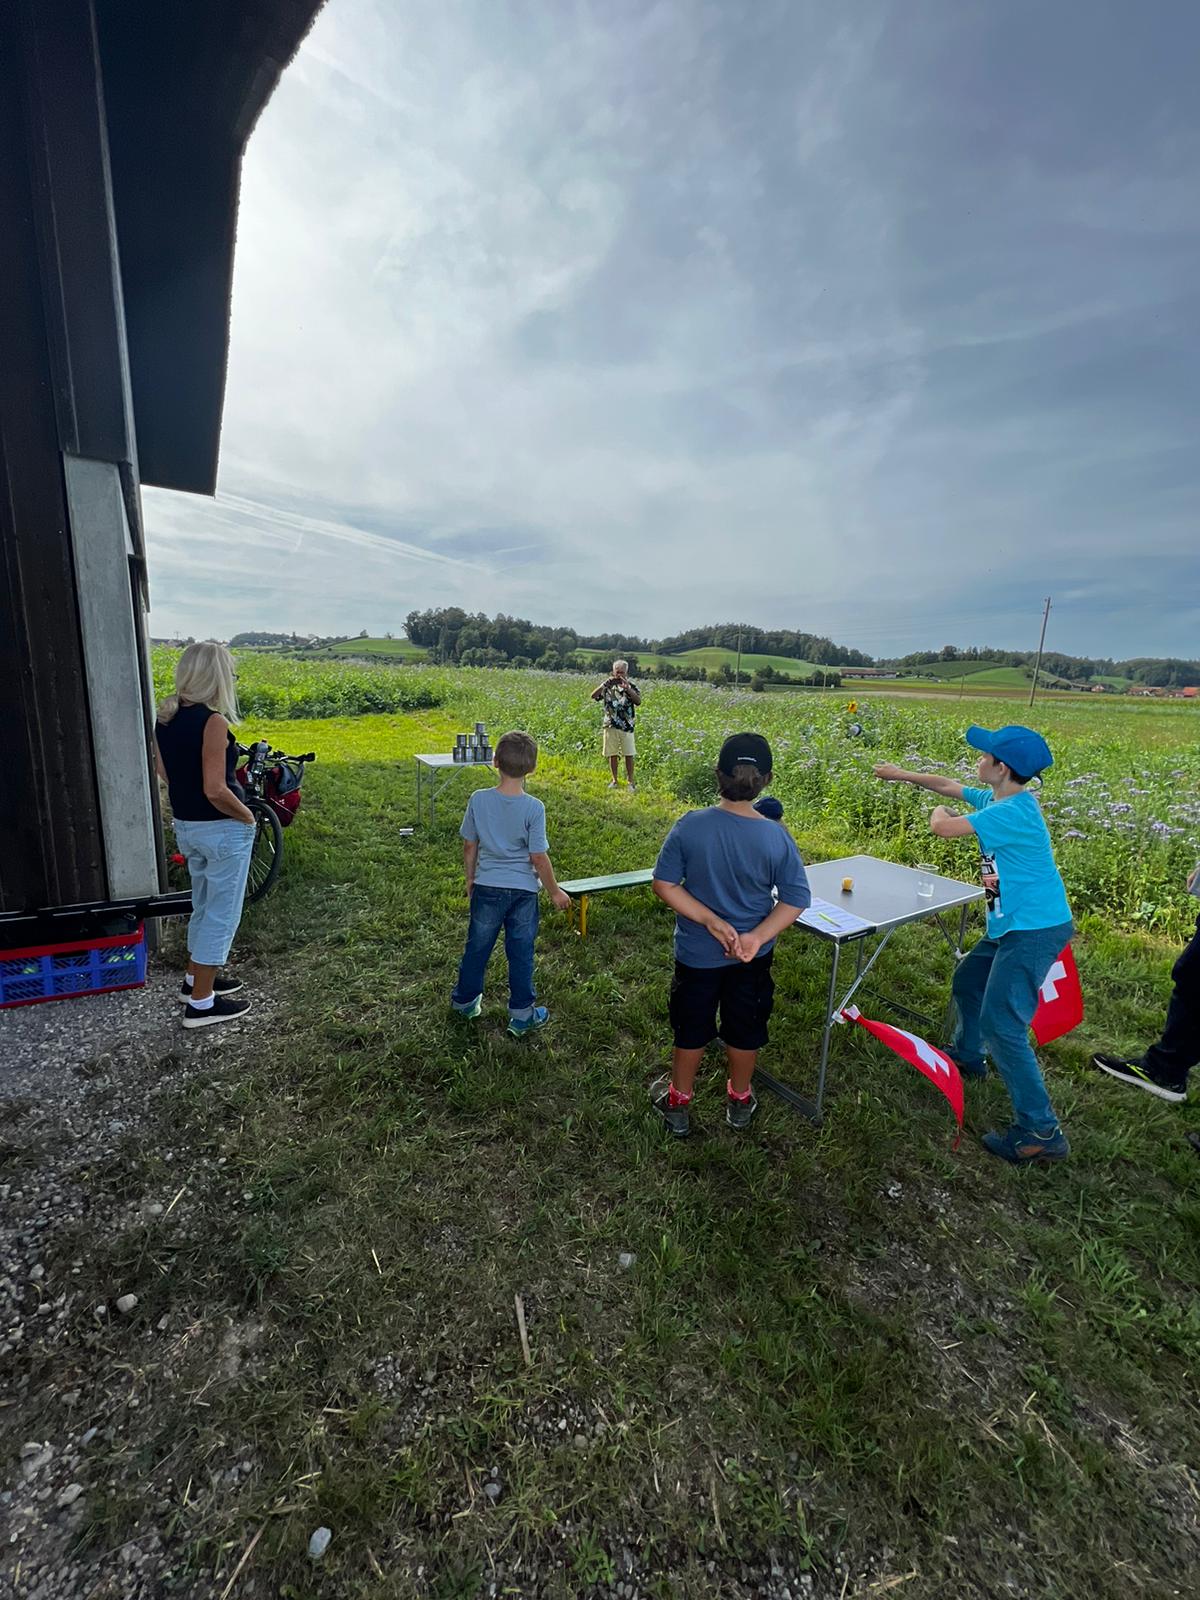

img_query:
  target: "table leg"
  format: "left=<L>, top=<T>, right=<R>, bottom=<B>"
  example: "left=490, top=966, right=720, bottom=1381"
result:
left=414, top=758, right=422, bottom=826
left=941, top=902, right=971, bottom=1040
left=580, top=894, right=589, bottom=938
left=814, top=939, right=842, bottom=1117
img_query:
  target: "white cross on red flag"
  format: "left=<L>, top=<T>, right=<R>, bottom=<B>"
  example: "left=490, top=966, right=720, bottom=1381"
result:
left=1031, top=944, right=1083, bottom=1046
left=841, top=1006, right=964, bottom=1144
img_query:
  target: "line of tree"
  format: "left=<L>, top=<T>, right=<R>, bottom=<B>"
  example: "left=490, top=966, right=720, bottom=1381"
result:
left=655, top=623, right=872, bottom=667
left=887, top=644, right=1200, bottom=688
left=402, top=609, right=869, bottom=671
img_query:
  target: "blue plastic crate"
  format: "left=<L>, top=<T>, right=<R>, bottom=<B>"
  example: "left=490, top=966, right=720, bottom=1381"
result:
left=0, top=927, right=147, bottom=1009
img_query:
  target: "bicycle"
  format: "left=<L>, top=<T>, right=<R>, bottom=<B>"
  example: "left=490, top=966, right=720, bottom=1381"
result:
left=167, top=742, right=316, bottom=905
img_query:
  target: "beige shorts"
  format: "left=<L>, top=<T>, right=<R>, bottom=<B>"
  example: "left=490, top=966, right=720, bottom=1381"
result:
left=603, top=728, right=636, bottom=758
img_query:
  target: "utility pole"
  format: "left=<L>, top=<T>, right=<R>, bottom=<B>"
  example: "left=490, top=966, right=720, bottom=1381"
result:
left=1028, top=596, right=1052, bottom=708
left=735, top=628, right=743, bottom=687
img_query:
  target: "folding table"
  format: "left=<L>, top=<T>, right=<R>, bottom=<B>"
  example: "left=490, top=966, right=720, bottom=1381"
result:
left=413, top=753, right=484, bottom=825
left=756, top=853, right=985, bottom=1125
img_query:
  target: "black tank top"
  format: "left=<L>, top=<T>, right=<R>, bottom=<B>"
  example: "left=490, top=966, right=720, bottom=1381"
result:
left=155, top=703, right=245, bottom=822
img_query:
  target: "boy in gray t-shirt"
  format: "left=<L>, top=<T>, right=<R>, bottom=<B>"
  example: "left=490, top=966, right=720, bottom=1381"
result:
left=650, top=732, right=811, bottom=1137
left=450, top=732, right=571, bottom=1037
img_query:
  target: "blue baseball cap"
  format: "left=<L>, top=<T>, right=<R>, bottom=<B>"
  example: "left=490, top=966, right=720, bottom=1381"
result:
left=965, top=724, right=1053, bottom=778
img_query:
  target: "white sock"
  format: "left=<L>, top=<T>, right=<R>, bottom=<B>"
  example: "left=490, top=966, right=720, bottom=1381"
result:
left=189, top=992, right=215, bottom=1011
left=184, top=973, right=195, bottom=988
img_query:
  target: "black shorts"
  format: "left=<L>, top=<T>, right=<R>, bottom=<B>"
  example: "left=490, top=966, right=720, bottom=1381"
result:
left=669, top=953, right=775, bottom=1052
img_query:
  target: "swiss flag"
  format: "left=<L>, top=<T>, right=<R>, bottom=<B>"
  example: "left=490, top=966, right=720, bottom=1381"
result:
left=1031, top=944, right=1083, bottom=1046
left=841, top=1006, right=964, bottom=1144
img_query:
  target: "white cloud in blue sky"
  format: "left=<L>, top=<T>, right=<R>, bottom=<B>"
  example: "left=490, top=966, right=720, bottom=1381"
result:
left=144, top=0, right=1200, bottom=658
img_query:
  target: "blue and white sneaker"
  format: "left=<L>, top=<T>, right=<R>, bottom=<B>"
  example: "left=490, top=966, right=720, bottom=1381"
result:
left=451, top=995, right=482, bottom=1020
left=507, top=1006, right=549, bottom=1038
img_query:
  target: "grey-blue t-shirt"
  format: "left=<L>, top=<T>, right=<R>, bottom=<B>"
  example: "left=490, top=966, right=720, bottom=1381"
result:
left=654, top=807, right=812, bottom=969
left=460, top=787, right=549, bottom=892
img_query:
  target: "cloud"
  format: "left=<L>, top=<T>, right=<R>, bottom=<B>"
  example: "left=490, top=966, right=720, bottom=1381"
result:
left=143, top=0, right=1200, bottom=658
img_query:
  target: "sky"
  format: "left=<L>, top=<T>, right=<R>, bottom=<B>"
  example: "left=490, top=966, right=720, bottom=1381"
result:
left=143, top=0, right=1200, bottom=661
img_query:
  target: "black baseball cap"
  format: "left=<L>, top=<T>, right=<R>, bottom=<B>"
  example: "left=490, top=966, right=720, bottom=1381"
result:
left=717, top=732, right=773, bottom=775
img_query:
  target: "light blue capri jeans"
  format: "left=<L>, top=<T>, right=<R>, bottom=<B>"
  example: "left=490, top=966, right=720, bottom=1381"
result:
left=173, top=818, right=256, bottom=967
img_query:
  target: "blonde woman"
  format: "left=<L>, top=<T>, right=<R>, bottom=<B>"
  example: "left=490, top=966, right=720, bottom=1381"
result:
left=155, top=642, right=256, bottom=1027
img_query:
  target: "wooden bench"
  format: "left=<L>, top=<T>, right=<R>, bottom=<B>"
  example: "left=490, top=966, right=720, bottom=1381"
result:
left=558, top=869, right=654, bottom=936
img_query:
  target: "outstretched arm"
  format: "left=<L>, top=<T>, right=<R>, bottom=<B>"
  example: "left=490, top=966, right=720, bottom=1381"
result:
left=874, top=763, right=964, bottom=801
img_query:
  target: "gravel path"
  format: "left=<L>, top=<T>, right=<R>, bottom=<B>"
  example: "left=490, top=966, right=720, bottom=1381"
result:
left=1, top=957, right=274, bottom=1599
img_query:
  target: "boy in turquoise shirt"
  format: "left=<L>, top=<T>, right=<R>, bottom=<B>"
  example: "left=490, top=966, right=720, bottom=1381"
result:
left=874, top=725, right=1073, bottom=1164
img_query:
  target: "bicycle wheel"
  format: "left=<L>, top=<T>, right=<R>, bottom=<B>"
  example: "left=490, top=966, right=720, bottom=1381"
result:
left=245, top=798, right=284, bottom=903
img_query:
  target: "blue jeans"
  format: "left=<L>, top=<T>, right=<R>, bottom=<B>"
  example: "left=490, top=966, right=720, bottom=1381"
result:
left=452, top=886, right=539, bottom=1020
left=951, top=921, right=1074, bottom=1134
left=173, top=818, right=256, bottom=967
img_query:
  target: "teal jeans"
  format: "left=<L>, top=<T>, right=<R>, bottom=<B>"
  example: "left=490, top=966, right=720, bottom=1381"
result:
left=950, top=921, right=1074, bottom=1133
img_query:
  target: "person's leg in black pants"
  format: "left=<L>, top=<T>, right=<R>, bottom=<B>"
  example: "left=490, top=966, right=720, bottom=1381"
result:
left=1094, top=914, right=1200, bottom=1100
left=1142, top=915, right=1200, bottom=1084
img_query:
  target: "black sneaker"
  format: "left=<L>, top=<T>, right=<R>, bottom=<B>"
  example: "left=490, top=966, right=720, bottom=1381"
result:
left=177, top=974, right=245, bottom=1005
left=1092, top=1053, right=1187, bottom=1104
left=182, top=994, right=253, bottom=1030
left=951, top=1056, right=988, bottom=1080
left=726, top=1090, right=758, bottom=1132
left=649, top=1074, right=691, bottom=1138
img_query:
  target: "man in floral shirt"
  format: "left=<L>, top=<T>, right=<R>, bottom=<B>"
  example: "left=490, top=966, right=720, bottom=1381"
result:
left=591, top=660, right=641, bottom=790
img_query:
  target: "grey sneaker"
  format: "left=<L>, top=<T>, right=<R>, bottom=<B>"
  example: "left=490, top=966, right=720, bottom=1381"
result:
left=649, top=1074, right=690, bottom=1138
left=726, top=1090, right=758, bottom=1131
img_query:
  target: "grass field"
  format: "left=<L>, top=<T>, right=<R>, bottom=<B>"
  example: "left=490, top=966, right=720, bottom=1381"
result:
left=317, top=641, right=1134, bottom=698
left=917, top=663, right=1035, bottom=688
left=577, top=646, right=823, bottom=677
left=49, top=659, right=1200, bottom=1597
left=329, top=637, right=429, bottom=661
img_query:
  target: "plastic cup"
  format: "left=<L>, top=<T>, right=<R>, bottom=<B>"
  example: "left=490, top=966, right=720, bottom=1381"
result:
left=915, top=864, right=937, bottom=899
left=841, top=877, right=854, bottom=893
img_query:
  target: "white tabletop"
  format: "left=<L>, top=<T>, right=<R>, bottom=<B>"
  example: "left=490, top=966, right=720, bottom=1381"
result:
left=799, top=854, right=984, bottom=941
left=414, top=753, right=486, bottom=769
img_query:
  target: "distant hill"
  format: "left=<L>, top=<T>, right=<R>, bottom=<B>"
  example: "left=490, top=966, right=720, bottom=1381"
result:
left=329, top=637, right=427, bottom=661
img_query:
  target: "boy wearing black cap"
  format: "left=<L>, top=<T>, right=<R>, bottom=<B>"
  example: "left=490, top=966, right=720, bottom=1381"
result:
left=650, top=733, right=811, bottom=1136
left=874, top=724, right=1074, bottom=1165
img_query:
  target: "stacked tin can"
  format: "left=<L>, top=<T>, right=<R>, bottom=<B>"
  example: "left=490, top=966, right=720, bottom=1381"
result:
left=452, top=724, right=493, bottom=762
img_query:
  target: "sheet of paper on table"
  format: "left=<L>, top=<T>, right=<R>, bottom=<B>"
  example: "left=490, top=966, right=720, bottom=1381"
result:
left=797, top=896, right=875, bottom=938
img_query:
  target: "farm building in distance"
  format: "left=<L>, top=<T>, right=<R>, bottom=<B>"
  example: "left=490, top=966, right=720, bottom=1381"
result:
left=1, top=0, right=323, bottom=933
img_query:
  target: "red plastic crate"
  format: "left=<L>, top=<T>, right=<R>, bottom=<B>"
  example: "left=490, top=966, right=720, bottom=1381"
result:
left=0, top=926, right=147, bottom=1009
